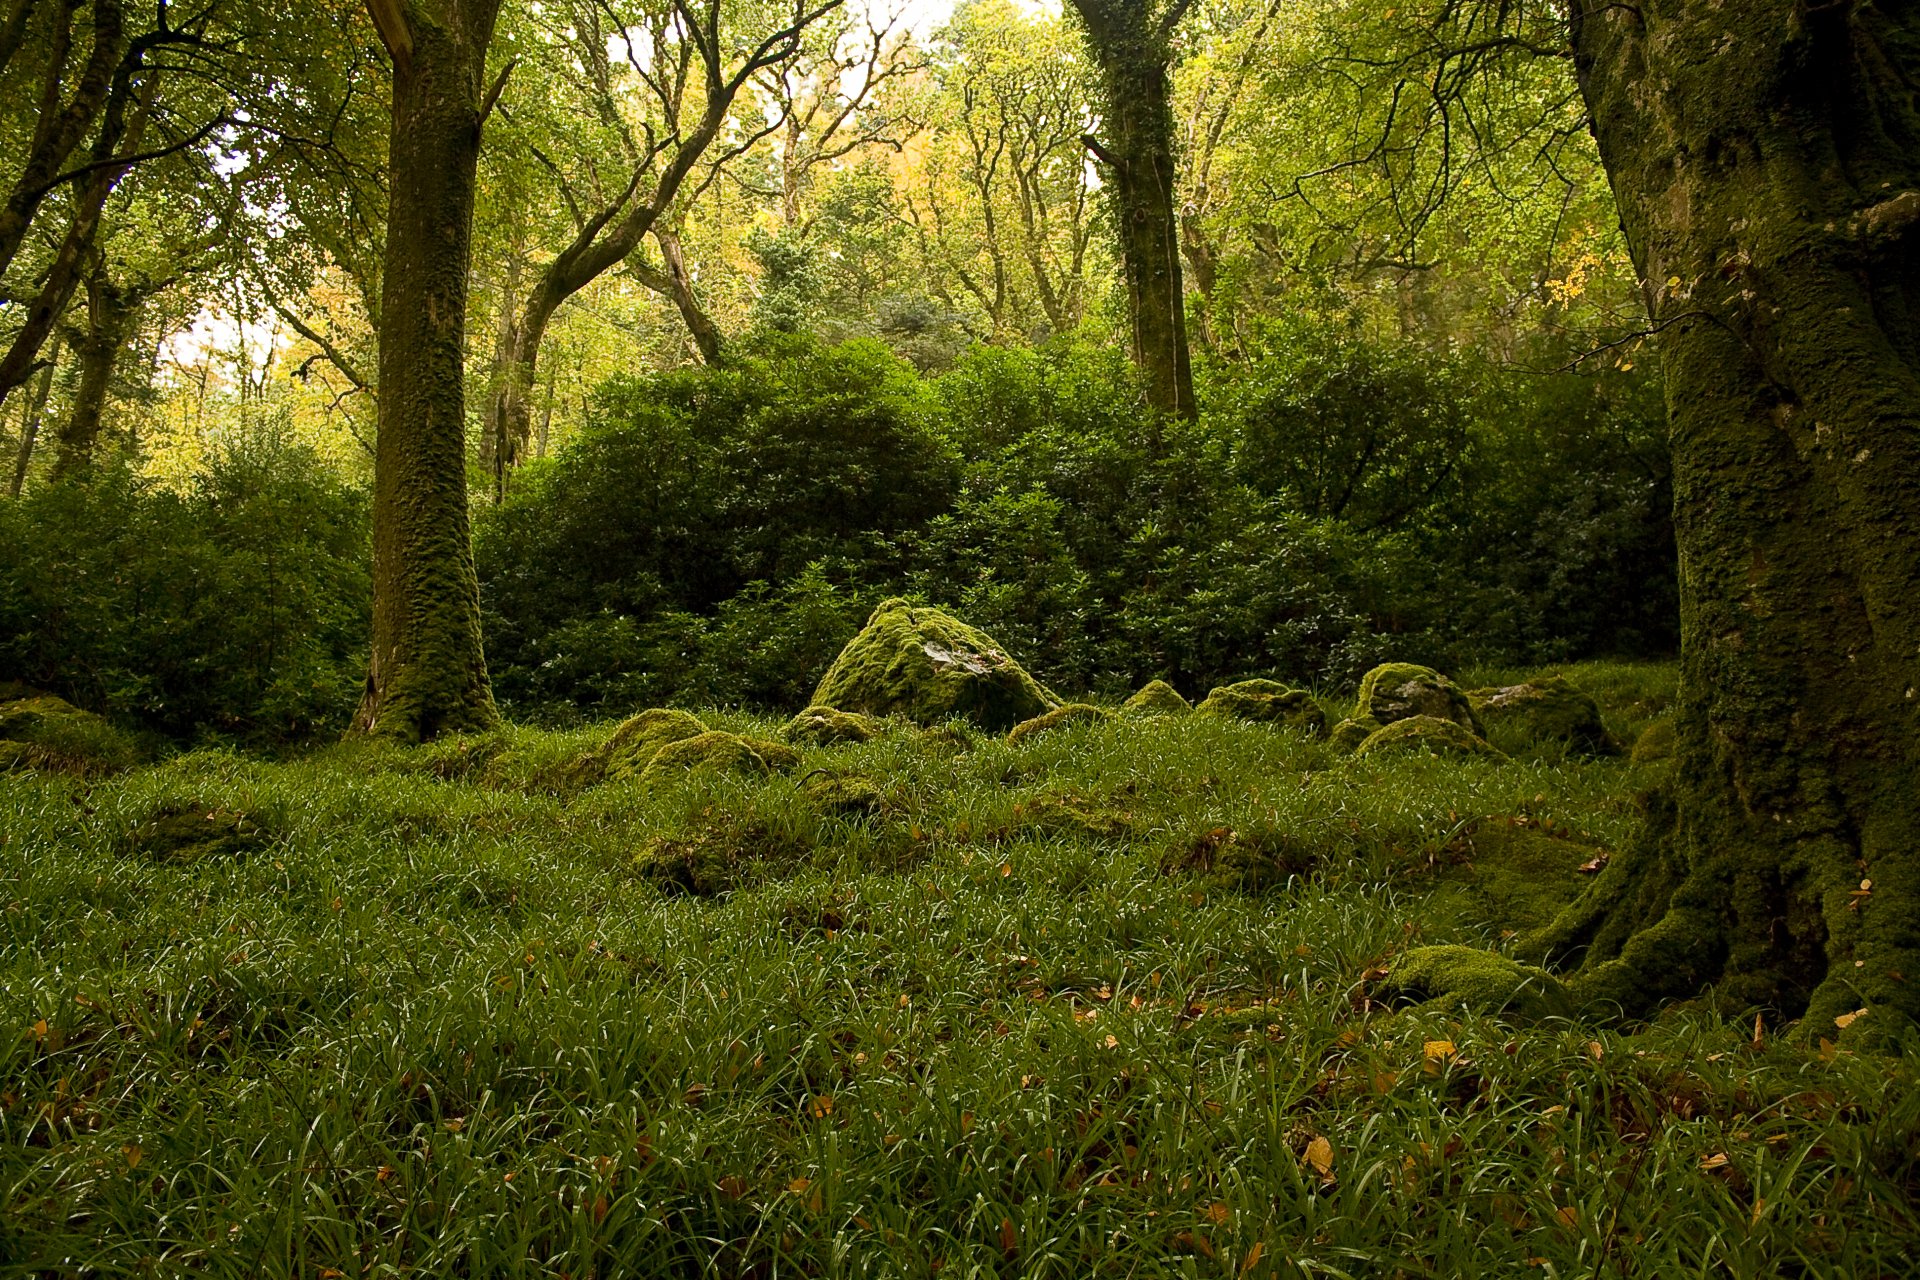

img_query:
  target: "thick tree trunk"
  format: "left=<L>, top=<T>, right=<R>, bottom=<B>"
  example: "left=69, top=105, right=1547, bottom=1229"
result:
left=1537, top=2, right=1920, bottom=1039
left=49, top=261, right=134, bottom=477
left=1068, top=0, right=1196, bottom=419
left=352, top=0, right=502, bottom=741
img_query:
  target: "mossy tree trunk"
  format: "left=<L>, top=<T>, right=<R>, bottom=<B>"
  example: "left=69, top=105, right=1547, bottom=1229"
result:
left=1543, top=2, right=1920, bottom=1038
left=1067, top=0, right=1197, bottom=420
left=50, top=257, right=137, bottom=478
left=352, top=0, right=502, bottom=742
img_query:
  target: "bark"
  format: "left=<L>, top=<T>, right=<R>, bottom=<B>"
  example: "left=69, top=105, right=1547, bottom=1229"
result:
left=49, top=255, right=136, bottom=477
left=8, top=327, right=59, bottom=496
left=631, top=224, right=724, bottom=364
left=1536, top=1, right=1920, bottom=1040
left=1068, top=0, right=1196, bottom=419
left=352, top=0, right=502, bottom=741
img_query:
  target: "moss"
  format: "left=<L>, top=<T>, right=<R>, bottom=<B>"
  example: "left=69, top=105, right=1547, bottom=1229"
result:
left=1355, top=715, right=1504, bottom=760
left=999, top=792, right=1136, bottom=842
left=1329, top=717, right=1379, bottom=754
left=808, top=599, right=1057, bottom=731
left=1356, top=662, right=1483, bottom=736
left=1630, top=716, right=1676, bottom=763
left=1160, top=823, right=1317, bottom=894
left=1383, top=945, right=1572, bottom=1021
left=587, top=708, right=709, bottom=782
left=1194, top=679, right=1327, bottom=737
left=1468, top=676, right=1622, bottom=756
left=739, top=736, right=802, bottom=773
left=0, top=695, right=144, bottom=776
left=634, top=819, right=813, bottom=897
left=802, top=771, right=887, bottom=819
left=783, top=705, right=886, bottom=747
left=1007, top=703, right=1111, bottom=743
left=126, top=804, right=273, bottom=863
left=1121, top=679, right=1191, bottom=716
left=1428, top=819, right=1609, bottom=935
left=639, top=731, right=780, bottom=783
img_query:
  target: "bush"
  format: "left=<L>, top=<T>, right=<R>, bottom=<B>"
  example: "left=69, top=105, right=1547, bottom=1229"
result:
left=0, top=438, right=370, bottom=743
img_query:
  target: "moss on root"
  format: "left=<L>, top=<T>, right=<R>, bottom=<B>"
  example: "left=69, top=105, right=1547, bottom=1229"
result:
left=1383, top=945, right=1572, bottom=1021
left=809, top=599, right=1057, bottom=731
left=1357, top=663, right=1484, bottom=736
left=0, top=695, right=144, bottom=776
left=1008, top=703, right=1111, bottom=743
left=783, top=705, right=887, bottom=747
left=1429, top=819, right=1609, bottom=935
left=1355, top=715, right=1503, bottom=760
left=1121, top=680, right=1191, bottom=717
left=1194, top=679, right=1327, bottom=737
left=1469, top=676, right=1622, bottom=756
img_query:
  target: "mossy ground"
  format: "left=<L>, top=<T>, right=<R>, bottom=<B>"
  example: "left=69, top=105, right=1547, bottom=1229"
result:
left=3, top=660, right=1916, bottom=1274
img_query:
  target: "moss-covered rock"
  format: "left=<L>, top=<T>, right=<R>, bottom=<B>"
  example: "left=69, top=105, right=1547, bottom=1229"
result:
left=808, top=599, right=1057, bottom=731
left=588, top=708, right=709, bottom=781
left=739, top=736, right=802, bottom=773
left=0, top=695, right=144, bottom=776
left=127, top=804, right=273, bottom=863
left=1007, top=703, right=1111, bottom=743
left=639, top=730, right=784, bottom=783
left=1356, top=663, right=1483, bottom=736
left=802, top=771, right=887, bottom=819
left=1468, top=676, right=1622, bottom=756
left=1160, top=823, right=1318, bottom=894
left=634, top=819, right=812, bottom=896
left=1121, top=680, right=1191, bottom=717
left=1195, top=680, right=1327, bottom=737
left=1630, top=715, right=1676, bottom=763
left=782, top=705, right=886, bottom=747
left=1354, top=715, right=1504, bottom=759
left=1329, top=717, right=1380, bottom=754
left=1382, top=945, right=1572, bottom=1021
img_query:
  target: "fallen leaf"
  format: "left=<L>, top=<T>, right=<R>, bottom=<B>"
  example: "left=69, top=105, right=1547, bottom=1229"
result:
left=1587, top=1040, right=1604, bottom=1061
left=1699, top=1153, right=1730, bottom=1171
left=718, top=1175, right=748, bottom=1199
left=999, top=862, right=1012, bottom=878
left=1555, top=1205, right=1579, bottom=1228
left=788, top=1177, right=812, bottom=1194
left=1103, top=1034, right=1119, bottom=1049
left=1422, top=1040, right=1456, bottom=1073
left=122, top=1144, right=142, bottom=1169
left=1577, top=856, right=1607, bottom=874
left=809, top=1094, right=835, bottom=1119
left=30, top=1019, right=46, bottom=1040
left=1372, top=1070, right=1397, bottom=1095
left=1207, top=1202, right=1230, bottom=1225
left=1834, top=1008, right=1868, bottom=1030
left=1303, top=1135, right=1334, bottom=1178
left=1240, top=1240, right=1265, bottom=1274
left=1819, top=1037, right=1840, bottom=1062
left=1750, top=1197, right=1768, bottom=1227
left=1751, top=1013, right=1765, bottom=1051
left=999, top=1217, right=1017, bottom=1254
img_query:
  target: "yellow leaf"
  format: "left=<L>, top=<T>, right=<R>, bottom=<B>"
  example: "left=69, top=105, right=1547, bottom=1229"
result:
left=999, top=863, right=1012, bottom=878
left=1834, top=1008, right=1868, bottom=1030
left=1699, top=1152, right=1730, bottom=1171
left=1587, top=1040, right=1604, bottom=1061
left=1751, top=1196, right=1768, bottom=1227
left=1422, top=1040, right=1455, bottom=1074
left=1207, top=1202, right=1230, bottom=1225
left=122, top=1144, right=142, bottom=1169
left=999, top=1217, right=1017, bottom=1254
left=1819, top=1037, right=1840, bottom=1062
left=788, top=1177, right=812, bottom=1194
left=1372, top=1070, right=1397, bottom=1095
left=1666, top=275, right=1682, bottom=289
left=809, top=1094, right=835, bottom=1119
left=1103, top=1034, right=1119, bottom=1049
left=1240, top=1240, right=1265, bottom=1275
left=1556, top=1205, right=1580, bottom=1228
left=30, top=1019, right=46, bottom=1040
left=1303, top=1135, right=1334, bottom=1177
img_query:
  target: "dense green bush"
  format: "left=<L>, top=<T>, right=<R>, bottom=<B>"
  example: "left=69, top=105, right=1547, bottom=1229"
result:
left=0, top=439, right=371, bottom=742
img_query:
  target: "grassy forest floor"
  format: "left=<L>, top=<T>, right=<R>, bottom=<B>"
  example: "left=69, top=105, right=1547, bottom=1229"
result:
left=3, top=660, right=1917, bottom=1277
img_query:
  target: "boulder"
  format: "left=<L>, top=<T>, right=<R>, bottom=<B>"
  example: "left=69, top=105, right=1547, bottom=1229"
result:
left=639, top=730, right=791, bottom=783
left=1354, top=714, right=1504, bottom=760
left=808, top=599, right=1057, bottom=731
left=1008, top=703, right=1110, bottom=743
left=783, top=705, right=886, bottom=747
left=1631, top=716, right=1677, bottom=764
left=1329, top=718, right=1377, bottom=754
left=1195, top=679, right=1327, bottom=737
left=0, top=694, right=142, bottom=775
left=1120, top=680, right=1191, bottom=717
left=1355, top=662, right=1483, bottom=736
left=1468, top=676, right=1621, bottom=756
left=590, top=708, right=709, bottom=781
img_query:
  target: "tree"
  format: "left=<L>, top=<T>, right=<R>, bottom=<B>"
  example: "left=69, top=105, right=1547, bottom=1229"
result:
left=1066, top=0, right=1196, bottom=418
left=352, top=0, right=506, bottom=740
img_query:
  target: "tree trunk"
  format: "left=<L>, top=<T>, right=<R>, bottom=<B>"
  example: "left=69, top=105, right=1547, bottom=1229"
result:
left=654, top=225, right=724, bottom=364
left=50, top=258, right=135, bottom=477
left=1068, top=0, right=1196, bottom=419
left=8, top=326, right=59, bottom=496
left=1537, top=1, right=1920, bottom=1039
left=352, top=0, right=502, bottom=741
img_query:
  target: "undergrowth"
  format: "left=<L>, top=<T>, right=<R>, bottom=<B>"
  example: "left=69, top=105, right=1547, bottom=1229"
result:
left=2, top=661, right=1915, bottom=1277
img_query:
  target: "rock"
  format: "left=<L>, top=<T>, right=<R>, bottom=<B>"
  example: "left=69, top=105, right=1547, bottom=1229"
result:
left=128, top=804, right=271, bottom=863
left=1329, top=718, right=1378, bottom=754
left=591, top=708, right=709, bottom=781
left=639, top=730, right=797, bottom=783
left=1121, top=680, right=1191, bottom=717
left=808, top=599, right=1057, bottom=731
left=1355, top=662, right=1483, bottom=736
left=783, top=705, right=886, bottom=747
left=803, top=771, right=886, bottom=818
left=1381, top=945, right=1572, bottom=1021
left=1631, top=716, right=1676, bottom=763
left=1355, top=714, right=1504, bottom=759
left=1195, top=679, right=1327, bottom=737
left=0, top=694, right=143, bottom=776
left=1468, top=676, right=1621, bottom=756
left=1008, top=703, right=1110, bottom=743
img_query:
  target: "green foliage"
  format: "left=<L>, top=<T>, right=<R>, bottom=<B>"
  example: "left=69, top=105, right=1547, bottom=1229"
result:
left=0, top=441, right=370, bottom=743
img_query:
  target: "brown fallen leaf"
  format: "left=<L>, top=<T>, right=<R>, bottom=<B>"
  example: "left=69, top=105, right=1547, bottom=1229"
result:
left=1240, top=1240, right=1265, bottom=1275
left=1303, top=1135, right=1334, bottom=1178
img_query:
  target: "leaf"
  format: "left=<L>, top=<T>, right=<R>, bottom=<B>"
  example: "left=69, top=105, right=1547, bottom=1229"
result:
left=718, top=1175, right=748, bottom=1199
left=1750, top=1197, right=1768, bottom=1227
left=30, top=1019, right=46, bottom=1040
left=809, top=1094, right=835, bottom=1119
left=122, top=1144, right=142, bottom=1169
left=1699, top=1152, right=1730, bottom=1171
left=1372, top=1070, right=1397, bottom=1095
left=1586, top=1040, right=1604, bottom=1061
left=788, top=1177, right=812, bottom=1194
left=1555, top=1205, right=1580, bottom=1228
left=1103, top=1034, right=1119, bottom=1049
left=1818, top=1037, right=1840, bottom=1062
left=1577, top=856, right=1607, bottom=874
left=1206, top=1202, right=1230, bottom=1225
left=1303, top=1135, right=1334, bottom=1177
left=1834, top=1008, right=1868, bottom=1030
left=999, top=862, right=1012, bottom=878
left=1751, top=1013, right=1765, bottom=1051
left=999, top=1217, right=1017, bottom=1254
left=1422, top=1040, right=1456, bottom=1074
left=1240, top=1240, right=1265, bottom=1275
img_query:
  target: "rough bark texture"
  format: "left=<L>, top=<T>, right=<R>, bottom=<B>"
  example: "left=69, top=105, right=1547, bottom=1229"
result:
left=353, top=0, right=501, bottom=741
left=1540, top=1, right=1920, bottom=1041
left=1067, top=0, right=1196, bottom=419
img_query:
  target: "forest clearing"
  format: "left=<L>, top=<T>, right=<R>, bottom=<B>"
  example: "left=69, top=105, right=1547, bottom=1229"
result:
left=4, top=0, right=1920, bottom=1273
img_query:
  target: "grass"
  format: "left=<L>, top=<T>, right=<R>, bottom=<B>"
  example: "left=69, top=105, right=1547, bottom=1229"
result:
left=3, top=659, right=1916, bottom=1277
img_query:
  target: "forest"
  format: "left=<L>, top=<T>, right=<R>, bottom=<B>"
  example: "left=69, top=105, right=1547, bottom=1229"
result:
left=2, top=0, right=1918, bottom=1273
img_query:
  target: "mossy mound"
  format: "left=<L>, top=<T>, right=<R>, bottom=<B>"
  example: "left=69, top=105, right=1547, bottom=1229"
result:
left=1429, top=819, right=1608, bottom=935
left=1160, top=823, right=1318, bottom=894
left=1356, top=663, right=1483, bottom=736
left=1121, top=680, right=1191, bottom=717
left=1469, top=676, right=1621, bottom=756
left=127, top=804, right=273, bottom=863
left=1007, top=703, right=1111, bottom=743
left=802, top=771, right=887, bottom=819
left=1354, top=715, right=1504, bottom=760
left=1194, top=680, right=1327, bottom=737
left=1631, top=715, right=1676, bottom=763
left=1001, top=792, right=1136, bottom=842
left=639, top=731, right=794, bottom=783
left=0, top=695, right=144, bottom=776
left=783, top=705, right=886, bottom=747
left=1329, top=718, right=1379, bottom=754
left=588, top=708, right=709, bottom=782
left=808, top=599, right=1057, bottom=731
left=634, top=820, right=813, bottom=897
left=1382, top=945, right=1572, bottom=1021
